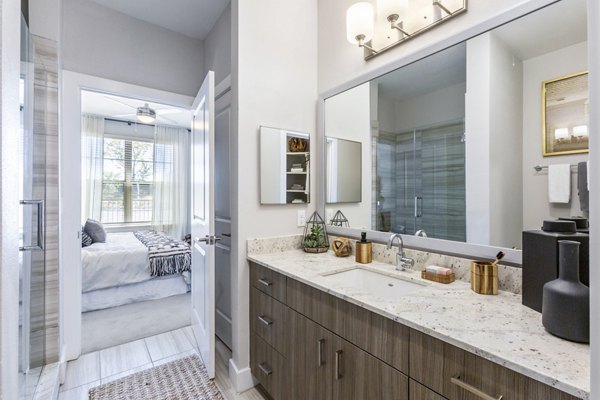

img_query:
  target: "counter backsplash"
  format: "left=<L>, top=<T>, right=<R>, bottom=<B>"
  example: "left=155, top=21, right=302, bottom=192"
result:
left=247, top=234, right=522, bottom=294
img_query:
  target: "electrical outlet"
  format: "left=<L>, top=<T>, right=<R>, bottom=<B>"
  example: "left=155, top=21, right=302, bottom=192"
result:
left=297, top=210, right=306, bottom=227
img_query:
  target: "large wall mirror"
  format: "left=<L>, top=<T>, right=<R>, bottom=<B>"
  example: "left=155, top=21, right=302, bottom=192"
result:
left=321, top=0, right=588, bottom=260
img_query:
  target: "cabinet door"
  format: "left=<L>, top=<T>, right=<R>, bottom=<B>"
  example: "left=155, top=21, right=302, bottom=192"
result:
left=409, top=379, right=447, bottom=400
left=332, top=336, right=409, bottom=400
left=289, top=311, right=333, bottom=400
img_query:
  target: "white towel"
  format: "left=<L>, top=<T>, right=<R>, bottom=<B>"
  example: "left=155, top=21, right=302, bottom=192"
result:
left=587, top=160, right=590, bottom=190
left=548, top=164, right=571, bottom=203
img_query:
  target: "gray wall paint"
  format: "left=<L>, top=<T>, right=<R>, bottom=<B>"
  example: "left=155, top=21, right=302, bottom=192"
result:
left=62, top=0, right=204, bottom=96
left=204, top=3, right=231, bottom=85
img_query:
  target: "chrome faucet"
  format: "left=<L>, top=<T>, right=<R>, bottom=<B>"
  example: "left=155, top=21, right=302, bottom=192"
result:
left=386, top=233, right=415, bottom=271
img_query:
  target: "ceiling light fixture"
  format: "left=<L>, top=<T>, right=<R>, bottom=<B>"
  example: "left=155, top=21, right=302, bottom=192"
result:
left=346, top=0, right=467, bottom=60
left=136, top=103, right=156, bottom=124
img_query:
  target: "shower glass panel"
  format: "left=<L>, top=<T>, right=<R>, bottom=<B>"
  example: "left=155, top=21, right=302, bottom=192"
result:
left=376, top=120, right=466, bottom=241
left=19, top=13, right=45, bottom=399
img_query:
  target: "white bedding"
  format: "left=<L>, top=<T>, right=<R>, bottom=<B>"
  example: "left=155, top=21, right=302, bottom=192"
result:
left=82, top=274, right=189, bottom=312
left=81, top=232, right=150, bottom=292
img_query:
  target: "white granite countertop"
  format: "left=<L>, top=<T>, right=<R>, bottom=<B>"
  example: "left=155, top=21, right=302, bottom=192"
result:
left=247, top=249, right=590, bottom=399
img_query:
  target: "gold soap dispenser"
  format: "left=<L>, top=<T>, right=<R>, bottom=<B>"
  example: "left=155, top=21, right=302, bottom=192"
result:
left=355, top=232, right=372, bottom=264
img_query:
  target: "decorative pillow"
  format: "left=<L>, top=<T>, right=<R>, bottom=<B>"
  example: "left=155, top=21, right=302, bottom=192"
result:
left=81, top=228, right=93, bottom=247
left=84, top=218, right=107, bottom=243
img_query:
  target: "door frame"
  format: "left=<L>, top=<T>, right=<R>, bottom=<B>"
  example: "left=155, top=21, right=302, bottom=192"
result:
left=60, top=71, right=194, bottom=361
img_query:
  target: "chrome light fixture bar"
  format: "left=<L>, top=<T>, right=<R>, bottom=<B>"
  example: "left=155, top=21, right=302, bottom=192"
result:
left=346, top=0, right=468, bottom=61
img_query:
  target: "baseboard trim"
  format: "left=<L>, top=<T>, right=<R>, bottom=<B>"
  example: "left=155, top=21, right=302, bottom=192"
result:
left=228, top=358, right=257, bottom=393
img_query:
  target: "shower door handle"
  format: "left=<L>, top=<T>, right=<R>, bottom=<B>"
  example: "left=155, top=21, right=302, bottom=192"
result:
left=19, top=200, right=44, bottom=251
left=414, top=196, right=423, bottom=218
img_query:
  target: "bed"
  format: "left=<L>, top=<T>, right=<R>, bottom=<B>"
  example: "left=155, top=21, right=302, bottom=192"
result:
left=81, top=231, right=191, bottom=312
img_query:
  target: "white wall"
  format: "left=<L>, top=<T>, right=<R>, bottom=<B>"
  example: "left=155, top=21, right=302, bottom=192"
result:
left=204, top=3, right=231, bottom=86
left=465, top=34, right=491, bottom=246
left=466, top=33, right=524, bottom=248
left=230, top=0, right=318, bottom=391
left=61, top=0, right=204, bottom=97
left=324, top=82, right=371, bottom=229
left=394, top=83, right=466, bottom=132
left=0, top=0, right=21, bottom=398
left=522, top=41, right=588, bottom=230
left=489, top=34, right=523, bottom=249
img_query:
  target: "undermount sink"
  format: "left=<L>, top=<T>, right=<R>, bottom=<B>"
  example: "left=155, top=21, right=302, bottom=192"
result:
left=319, top=267, right=426, bottom=300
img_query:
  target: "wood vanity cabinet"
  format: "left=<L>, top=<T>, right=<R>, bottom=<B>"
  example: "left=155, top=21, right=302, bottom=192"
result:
left=409, top=329, right=580, bottom=400
left=249, top=262, right=581, bottom=400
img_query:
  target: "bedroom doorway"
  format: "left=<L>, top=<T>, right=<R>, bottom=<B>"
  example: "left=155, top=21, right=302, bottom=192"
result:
left=79, top=89, right=195, bottom=354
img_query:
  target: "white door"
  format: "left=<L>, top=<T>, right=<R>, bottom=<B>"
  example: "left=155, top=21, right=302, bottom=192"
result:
left=190, top=71, right=217, bottom=378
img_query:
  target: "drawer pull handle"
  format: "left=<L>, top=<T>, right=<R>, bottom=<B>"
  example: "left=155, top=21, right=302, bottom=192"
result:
left=258, top=278, right=272, bottom=287
left=258, top=315, right=273, bottom=326
left=335, top=350, right=343, bottom=380
left=317, top=339, right=325, bottom=366
left=258, top=362, right=273, bottom=376
left=451, top=375, right=503, bottom=400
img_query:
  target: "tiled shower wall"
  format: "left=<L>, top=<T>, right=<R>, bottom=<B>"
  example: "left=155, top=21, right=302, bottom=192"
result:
left=30, top=34, right=59, bottom=366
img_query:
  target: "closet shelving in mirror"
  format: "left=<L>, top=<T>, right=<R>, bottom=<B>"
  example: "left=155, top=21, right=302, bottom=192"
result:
left=286, top=136, right=310, bottom=204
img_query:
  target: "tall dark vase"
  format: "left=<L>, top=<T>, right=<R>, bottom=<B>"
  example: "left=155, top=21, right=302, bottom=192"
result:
left=542, top=240, right=590, bottom=343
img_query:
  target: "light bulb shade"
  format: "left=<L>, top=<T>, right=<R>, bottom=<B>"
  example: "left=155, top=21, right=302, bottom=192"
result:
left=573, top=125, right=588, bottom=137
left=554, top=128, right=569, bottom=140
left=346, top=2, right=375, bottom=45
left=377, top=0, right=409, bottom=20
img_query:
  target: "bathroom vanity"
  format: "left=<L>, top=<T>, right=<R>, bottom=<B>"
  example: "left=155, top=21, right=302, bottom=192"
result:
left=247, top=250, right=588, bottom=400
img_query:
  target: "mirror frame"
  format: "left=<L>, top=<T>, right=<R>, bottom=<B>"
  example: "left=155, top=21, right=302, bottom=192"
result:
left=317, top=0, right=574, bottom=267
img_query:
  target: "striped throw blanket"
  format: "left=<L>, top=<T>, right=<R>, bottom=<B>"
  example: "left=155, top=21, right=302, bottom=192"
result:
left=134, top=231, right=191, bottom=277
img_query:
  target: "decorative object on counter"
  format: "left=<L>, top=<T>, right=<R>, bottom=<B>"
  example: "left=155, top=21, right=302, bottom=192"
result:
left=421, top=265, right=455, bottom=284
left=355, top=231, right=372, bottom=264
left=302, top=212, right=329, bottom=253
left=470, top=251, right=504, bottom=295
left=522, top=219, right=589, bottom=312
left=329, top=210, right=349, bottom=227
left=288, top=137, right=307, bottom=152
left=558, top=216, right=589, bottom=233
left=331, top=237, right=353, bottom=257
left=542, top=240, right=589, bottom=343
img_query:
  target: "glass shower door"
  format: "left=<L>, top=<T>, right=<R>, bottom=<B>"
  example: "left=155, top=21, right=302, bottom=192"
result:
left=19, top=13, right=45, bottom=399
left=414, top=121, right=466, bottom=241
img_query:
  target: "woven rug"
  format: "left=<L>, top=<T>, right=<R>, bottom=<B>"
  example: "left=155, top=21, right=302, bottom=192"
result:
left=88, top=354, right=224, bottom=400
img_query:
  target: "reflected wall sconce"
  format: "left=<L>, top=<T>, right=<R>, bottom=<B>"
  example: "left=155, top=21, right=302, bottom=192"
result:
left=346, top=0, right=467, bottom=60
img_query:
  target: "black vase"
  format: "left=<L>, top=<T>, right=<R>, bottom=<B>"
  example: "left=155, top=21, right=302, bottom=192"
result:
left=542, top=240, right=590, bottom=343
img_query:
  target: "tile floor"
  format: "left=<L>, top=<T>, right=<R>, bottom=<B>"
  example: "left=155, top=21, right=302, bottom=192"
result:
left=59, top=326, right=265, bottom=400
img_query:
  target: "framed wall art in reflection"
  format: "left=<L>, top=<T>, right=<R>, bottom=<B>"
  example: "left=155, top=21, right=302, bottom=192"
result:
left=542, top=71, right=589, bottom=156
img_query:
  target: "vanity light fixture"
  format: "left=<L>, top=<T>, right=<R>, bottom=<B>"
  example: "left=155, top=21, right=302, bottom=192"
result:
left=136, top=103, right=156, bottom=124
left=554, top=127, right=569, bottom=141
left=346, top=0, right=468, bottom=60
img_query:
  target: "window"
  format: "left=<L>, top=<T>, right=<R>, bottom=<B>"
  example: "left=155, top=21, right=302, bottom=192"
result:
left=101, top=138, right=154, bottom=224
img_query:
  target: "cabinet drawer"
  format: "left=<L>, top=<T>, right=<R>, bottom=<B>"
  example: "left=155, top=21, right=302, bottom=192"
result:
left=250, top=333, right=288, bottom=399
left=250, top=262, right=286, bottom=302
left=250, top=287, right=289, bottom=357
left=409, top=379, right=447, bottom=400
left=409, top=329, right=580, bottom=400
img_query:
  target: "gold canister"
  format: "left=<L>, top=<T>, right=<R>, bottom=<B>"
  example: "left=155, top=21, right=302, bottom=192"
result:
left=470, top=261, right=498, bottom=295
left=355, top=232, right=372, bottom=264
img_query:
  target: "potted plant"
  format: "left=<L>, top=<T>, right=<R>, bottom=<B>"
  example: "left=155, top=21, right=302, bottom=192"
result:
left=303, top=212, right=329, bottom=253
